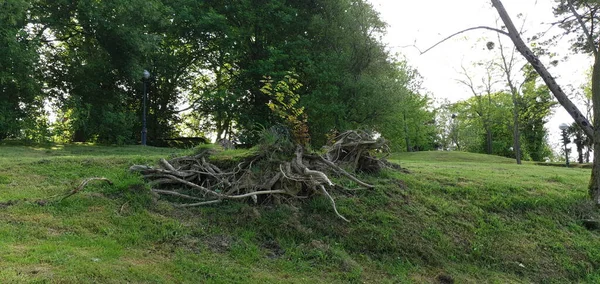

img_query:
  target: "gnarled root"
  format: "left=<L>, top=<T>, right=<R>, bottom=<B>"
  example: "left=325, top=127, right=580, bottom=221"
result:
left=131, top=132, right=400, bottom=221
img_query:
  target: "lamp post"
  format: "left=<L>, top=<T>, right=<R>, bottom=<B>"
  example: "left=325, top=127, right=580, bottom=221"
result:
left=141, top=70, right=150, bottom=146
left=559, top=123, right=570, bottom=168
left=451, top=113, right=458, bottom=151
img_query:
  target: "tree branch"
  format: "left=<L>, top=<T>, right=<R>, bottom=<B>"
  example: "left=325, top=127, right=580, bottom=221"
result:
left=567, top=0, right=598, bottom=55
left=420, top=26, right=510, bottom=55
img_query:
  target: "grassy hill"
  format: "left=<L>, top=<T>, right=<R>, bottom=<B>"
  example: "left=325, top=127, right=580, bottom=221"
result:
left=1, top=144, right=599, bottom=283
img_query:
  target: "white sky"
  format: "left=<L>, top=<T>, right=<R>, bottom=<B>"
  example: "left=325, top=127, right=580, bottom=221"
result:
left=369, top=0, right=593, bottom=153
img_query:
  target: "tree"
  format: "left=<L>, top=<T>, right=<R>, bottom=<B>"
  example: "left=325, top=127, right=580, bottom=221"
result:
left=179, top=0, right=422, bottom=147
left=36, top=0, right=173, bottom=144
left=519, top=66, right=556, bottom=162
left=0, top=0, right=44, bottom=140
left=490, top=0, right=600, bottom=202
left=567, top=122, right=589, bottom=163
left=572, top=69, right=594, bottom=162
left=434, top=99, right=454, bottom=151
left=496, top=33, right=524, bottom=164
left=449, top=92, right=517, bottom=157
left=4, top=0, right=423, bottom=149
left=456, top=62, right=500, bottom=155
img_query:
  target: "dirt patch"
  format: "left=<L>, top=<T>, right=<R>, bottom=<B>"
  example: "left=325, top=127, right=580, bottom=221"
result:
left=204, top=235, right=235, bottom=253
left=0, top=200, right=20, bottom=208
left=396, top=179, right=408, bottom=190
left=25, top=266, right=53, bottom=277
left=436, top=273, right=455, bottom=284
left=262, top=240, right=285, bottom=259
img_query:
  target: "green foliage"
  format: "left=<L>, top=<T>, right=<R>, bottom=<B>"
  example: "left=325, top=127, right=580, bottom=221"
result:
left=261, top=74, right=310, bottom=145
left=1, top=0, right=427, bottom=152
left=0, top=0, right=44, bottom=140
left=448, top=92, right=514, bottom=156
left=519, top=66, right=556, bottom=161
left=1, top=0, right=427, bottom=148
left=445, top=66, right=555, bottom=161
left=262, top=74, right=304, bottom=123
left=34, top=0, right=179, bottom=144
left=179, top=0, right=425, bottom=147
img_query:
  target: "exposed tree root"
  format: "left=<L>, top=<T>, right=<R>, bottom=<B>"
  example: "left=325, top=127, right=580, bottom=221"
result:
left=131, top=130, right=403, bottom=221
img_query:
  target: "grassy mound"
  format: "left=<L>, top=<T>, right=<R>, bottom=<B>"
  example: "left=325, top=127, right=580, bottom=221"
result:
left=0, top=145, right=599, bottom=283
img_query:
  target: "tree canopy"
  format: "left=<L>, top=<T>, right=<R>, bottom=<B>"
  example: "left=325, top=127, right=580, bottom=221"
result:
left=0, top=0, right=433, bottom=149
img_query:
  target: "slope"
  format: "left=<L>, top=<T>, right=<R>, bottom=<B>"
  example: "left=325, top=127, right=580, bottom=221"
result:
left=0, top=144, right=598, bottom=283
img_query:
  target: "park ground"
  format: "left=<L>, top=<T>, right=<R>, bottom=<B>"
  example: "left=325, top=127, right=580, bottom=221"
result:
left=0, top=143, right=599, bottom=283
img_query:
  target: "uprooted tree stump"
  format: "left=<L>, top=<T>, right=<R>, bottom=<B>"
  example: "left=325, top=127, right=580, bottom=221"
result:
left=130, top=130, right=400, bottom=222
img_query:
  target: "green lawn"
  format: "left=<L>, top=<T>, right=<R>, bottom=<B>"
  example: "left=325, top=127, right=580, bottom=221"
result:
left=1, top=144, right=599, bottom=283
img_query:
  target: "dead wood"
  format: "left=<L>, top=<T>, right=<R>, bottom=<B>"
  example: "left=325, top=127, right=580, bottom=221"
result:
left=130, top=130, right=404, bottom=221
left=61, top=177, right=113, bottom=201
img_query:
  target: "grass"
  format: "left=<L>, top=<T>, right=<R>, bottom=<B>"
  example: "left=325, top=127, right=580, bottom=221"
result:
left=1, top=144, right=600, bottom=283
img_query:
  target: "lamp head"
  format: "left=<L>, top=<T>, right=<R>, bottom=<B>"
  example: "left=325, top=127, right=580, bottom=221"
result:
left=558, top=123, right=569, bottom=131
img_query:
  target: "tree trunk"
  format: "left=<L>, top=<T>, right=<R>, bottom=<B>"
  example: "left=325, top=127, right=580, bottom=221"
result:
left=589, top=44, right=600, bottom=204
left=403, top=112, right=411, bottom=152
left=216, top=120, right=224, bottom=141
left=491, top=0, right=594, bottom=138
left=576, top=139, right=584, bottom=164
left=586, top=147, right=591, bottom=163
left=486, top=128, right=492, bottom=154
left=590, top=138, right=600, bottom=204
left=511, top=96, right=522, bottom=164
left=486, top=93, right=493, bottom=155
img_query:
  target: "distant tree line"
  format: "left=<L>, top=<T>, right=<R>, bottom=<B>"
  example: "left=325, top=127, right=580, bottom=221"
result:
left=436, top=65, right=556, bottom=162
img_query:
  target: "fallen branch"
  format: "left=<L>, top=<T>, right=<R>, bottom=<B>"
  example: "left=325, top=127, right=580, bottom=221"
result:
left=152, top=189, right=204, bottom=200
left=61, top=177, right=113, bottom=201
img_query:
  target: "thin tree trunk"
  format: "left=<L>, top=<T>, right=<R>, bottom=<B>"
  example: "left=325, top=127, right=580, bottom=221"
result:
left=485, top=128, right=492, bottom=154
left=586, top=147, right=591, bottom=163
left=216, top=120, right=224, bottom=141
left=577, top=143, right=584, bottom=164
left=486, top=93, right=493, bottom=154
left=511, top=97, right=522, bottom=164
left=403, top=112, right=411, bottom=152
left=496, top=28, right=522, bottom=164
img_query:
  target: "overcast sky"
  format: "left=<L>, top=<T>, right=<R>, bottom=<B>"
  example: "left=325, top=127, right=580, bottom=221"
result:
left=368, top=0, right=592, bottom=151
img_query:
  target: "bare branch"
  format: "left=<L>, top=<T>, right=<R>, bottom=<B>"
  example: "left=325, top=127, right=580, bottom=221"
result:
left=61, top=177, right=113, bottom=201
left=175, top=200, right=222, bottom=207
left=226, top=189, right=289, bottom=199
left=319, top=185, right=349, bottom=222
left=152, top=189, right=204, bottom=200
left=421, top=26, right=510, bottom=55
left=130, top=130, right=400, bottom=220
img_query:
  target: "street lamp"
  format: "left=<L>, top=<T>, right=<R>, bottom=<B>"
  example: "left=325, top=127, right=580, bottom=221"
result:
left=559, top=123, right=570, bottom=167
left=451, top=113, right=459, bottom=151
left=142, top=70, right=150, bottom=146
